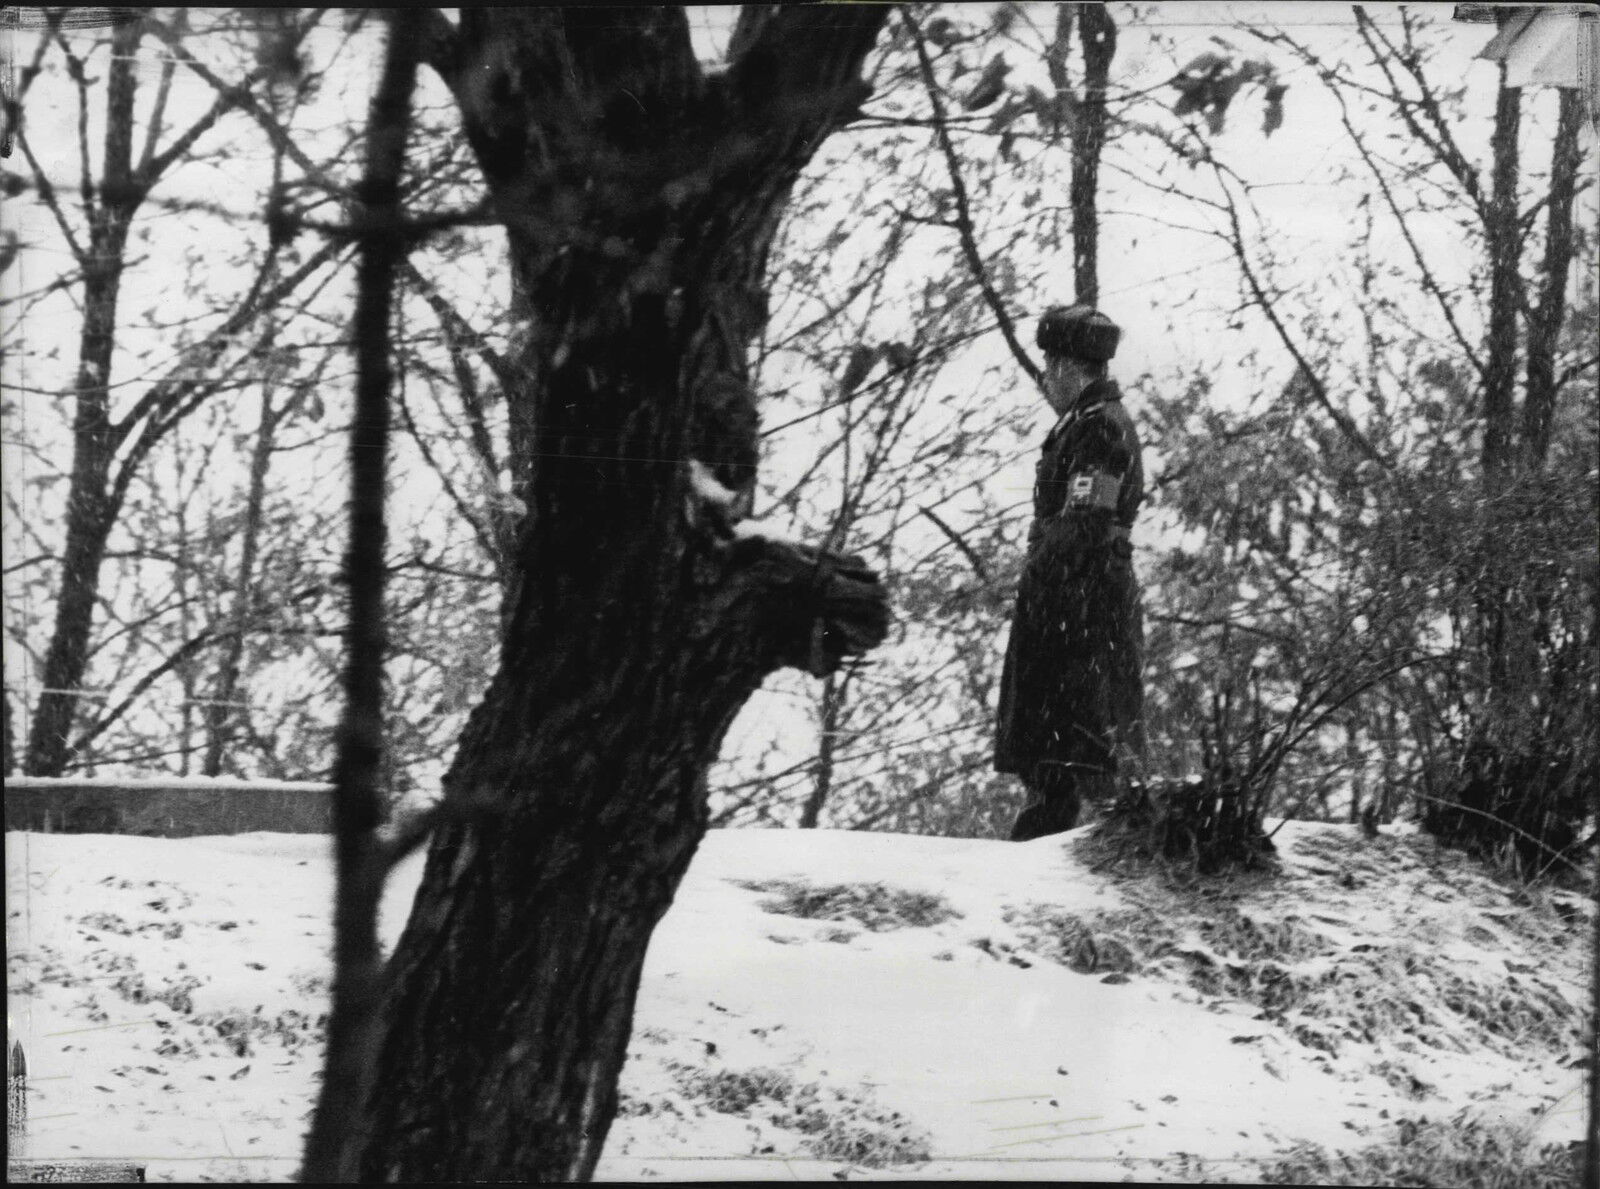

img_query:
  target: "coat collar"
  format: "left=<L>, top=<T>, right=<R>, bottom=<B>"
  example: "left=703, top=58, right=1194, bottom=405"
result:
left=1048, top=376, right=1121, bottom=437
left=1081, top=376, right=1122, bottom=405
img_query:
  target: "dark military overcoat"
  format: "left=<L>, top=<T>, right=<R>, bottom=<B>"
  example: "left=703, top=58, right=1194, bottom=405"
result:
left=995, top=377, right=1145, bottom=777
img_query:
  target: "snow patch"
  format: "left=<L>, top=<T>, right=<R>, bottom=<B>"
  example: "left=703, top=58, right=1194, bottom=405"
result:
left=5, top=823, right=1588, bottom=1182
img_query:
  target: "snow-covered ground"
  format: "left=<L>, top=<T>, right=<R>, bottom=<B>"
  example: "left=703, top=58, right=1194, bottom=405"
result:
left=6, top=822, right=1591, bottom=1182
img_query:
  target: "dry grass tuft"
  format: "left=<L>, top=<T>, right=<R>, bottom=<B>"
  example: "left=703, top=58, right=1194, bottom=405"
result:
left=1087, top=775, right=1279, bottom=877
left=1259, top=1111, right=1581, bottom=1188
left=667, top=1062, right=933, bottom=1168
left=1006, top=881, right=1584, bottom=1064
left=739, top=880, right=961, bottom=932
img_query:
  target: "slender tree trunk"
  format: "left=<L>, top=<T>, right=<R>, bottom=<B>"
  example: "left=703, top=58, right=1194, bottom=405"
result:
left=1453, top=68, right=1587, bottom=864
left=1480, top=65, right=1521, bottom=490
left=1071, top=4, right=1116, bottom=306
left=1379, top=698, right=1399, bottom=823
left=1346, top=717, right=1363, bottom=824
left=2, top=685, right=15, bottom=775
left=352, top=9, right=889, bottom=1179
left=299, top=11, right=420, bottom=1182
left=175, top=494, right=198, bottom=776
left=801, top=672, right=839, bottom=828
left=24, top=19, right=144, bottom=776
left=1520, top=88, right=1583, bottom=471
left=203, top=388, right=280, bottom=776
left=1470, top=66, right=1524, bottom=755
left=1590, top=557, right=1600, bottom=1189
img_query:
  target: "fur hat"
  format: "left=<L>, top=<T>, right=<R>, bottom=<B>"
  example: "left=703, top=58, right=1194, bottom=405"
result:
left=1036, top=304, right=1121, bottom=362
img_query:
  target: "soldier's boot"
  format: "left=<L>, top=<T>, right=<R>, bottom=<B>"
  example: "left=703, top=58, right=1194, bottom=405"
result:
left=1075, top=770, right=1120, bottom=821
left=1010, top=798, right=1080, bottom=841
left=1009, top=766, right=1083, bottom=841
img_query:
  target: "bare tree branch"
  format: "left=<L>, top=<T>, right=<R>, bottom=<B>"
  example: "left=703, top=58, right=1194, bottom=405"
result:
left=394, top=365, right=505, bottom=572
left=1254, top=26, right=1486, bottom=382
left=904, top=9, right=1044, bottom=393
left=1206, top=156, right=1391, bottom=469
left=15, top=127, right=88, bottom=262
left=415, top=8, right=461, bottom=86
left=50, top=27, right=99, bottom=221
left=1555, top=353, right=1598, bottom=391
left=110, top=238, right=344, bottom=449
left=139, top=75, right=260, bottom=192
left=66, top=576, right=327, bottom=761
left=136, top=9, right=184, bottom=176
left=145, top=17, right=339, bottom=192
left=919, top=505, right=992, bottom=583
left=398, top=258, right=513, bottom=390
left=1352, top=7, right=1487, bottom=224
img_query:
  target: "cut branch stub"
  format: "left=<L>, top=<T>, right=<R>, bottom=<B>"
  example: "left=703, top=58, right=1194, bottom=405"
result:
left=745, top=541, right=891, bottom=678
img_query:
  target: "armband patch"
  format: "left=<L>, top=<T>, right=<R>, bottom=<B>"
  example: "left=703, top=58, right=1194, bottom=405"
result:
left=1066, top=470, right=1122, bottom=510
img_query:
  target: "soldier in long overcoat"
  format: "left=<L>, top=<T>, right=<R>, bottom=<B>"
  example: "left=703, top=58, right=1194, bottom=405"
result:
left=995, top=305, right=1146, bottom=841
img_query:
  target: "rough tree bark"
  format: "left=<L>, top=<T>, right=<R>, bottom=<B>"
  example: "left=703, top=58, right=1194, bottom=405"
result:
left=347, top=8, right=892, bottom=1181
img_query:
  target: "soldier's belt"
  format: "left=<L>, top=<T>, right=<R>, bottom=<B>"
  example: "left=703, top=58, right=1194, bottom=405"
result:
left=1040, top=522, right=1131, bottom=551
left=1095, top=525, right=1133, bottom=554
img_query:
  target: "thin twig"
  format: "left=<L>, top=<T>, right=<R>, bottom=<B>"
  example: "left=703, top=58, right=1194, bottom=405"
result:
left=15, top=127, right=88, bottom=262
left=1257, top=27, right=1485, bottom=381
left=1206, top=157, right=1391, bottom=469
left=904, top=8, right=1043, bottom=393
left=918, top=505, right=992, bottom=583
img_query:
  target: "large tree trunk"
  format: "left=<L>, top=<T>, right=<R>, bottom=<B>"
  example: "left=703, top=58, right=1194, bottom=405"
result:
left=351, top=9, right=890, bottom=1180
left=360, top=535, right=878, bottom=1180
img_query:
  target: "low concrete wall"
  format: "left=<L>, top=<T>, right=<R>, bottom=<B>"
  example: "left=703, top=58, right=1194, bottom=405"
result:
left=4, top=777, right=332, bottom=836
left=7, top=1159, right=146, bottom=1183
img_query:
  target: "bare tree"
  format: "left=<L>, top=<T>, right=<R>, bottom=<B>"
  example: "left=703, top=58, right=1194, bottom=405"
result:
left=289, top=9, right=895, bottom=1180
left=9, top=11, right=346, bottom=775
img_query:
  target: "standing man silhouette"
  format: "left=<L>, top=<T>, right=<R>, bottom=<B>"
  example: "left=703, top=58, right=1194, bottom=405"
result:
left=995, top=305, right=1146, bottom=841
